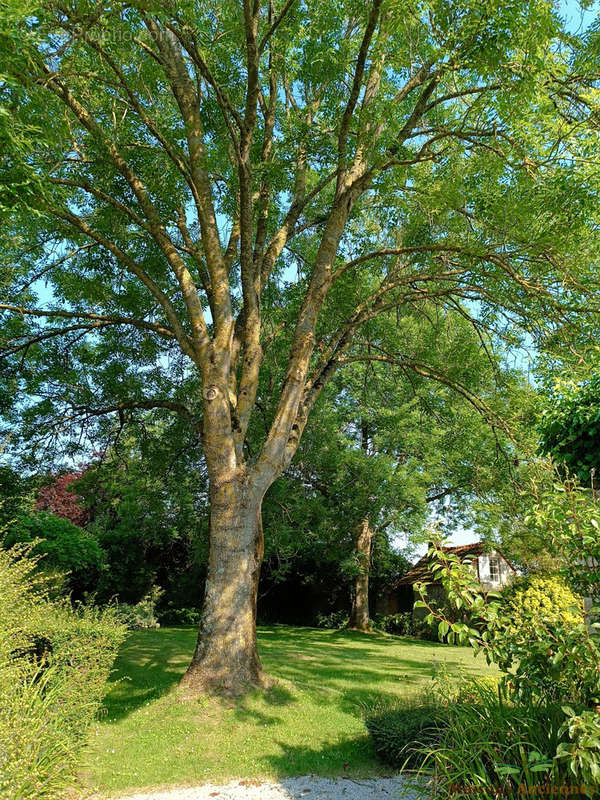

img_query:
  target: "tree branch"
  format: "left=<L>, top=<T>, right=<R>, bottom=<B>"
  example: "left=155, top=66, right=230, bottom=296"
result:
left=258, top=0, right=297, bottom=54
left=46, top=205, right=199, bottom=362
left=0, top=304, right=178, bottom=340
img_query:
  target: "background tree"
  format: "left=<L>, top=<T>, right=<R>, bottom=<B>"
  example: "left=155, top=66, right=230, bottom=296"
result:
left=481, top=350, right=600, bottom=573
left=1, top=0, right=599, bottom=692
left=36, top=469, right=90, bottom=527
left=262, top=307, right=534, bottom=630
left=0, top=465, right=32, bottom=527
left=0, top=462, right=104, bottom=598
left=3, top=511, right=104, bottom=599
left=75, top=422, right=209, bottom=607
left=540, top=370, right=600, bottom=487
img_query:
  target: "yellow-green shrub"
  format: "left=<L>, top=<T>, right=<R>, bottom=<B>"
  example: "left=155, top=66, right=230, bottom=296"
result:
left=0, top=542, right=125, bottom=800
left=503, top=575, right=584, bottom=635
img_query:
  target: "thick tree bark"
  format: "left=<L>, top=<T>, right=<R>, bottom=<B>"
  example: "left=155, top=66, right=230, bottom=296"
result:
left=348, top=519, right=374, bottom=632
left=180, top=471, right=268, bottom=694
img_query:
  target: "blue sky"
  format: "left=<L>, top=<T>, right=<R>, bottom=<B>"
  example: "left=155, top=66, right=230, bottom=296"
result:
left=562, top=0, right=598, bottom=31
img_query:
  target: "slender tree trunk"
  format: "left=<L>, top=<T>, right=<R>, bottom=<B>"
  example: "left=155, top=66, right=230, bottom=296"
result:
left=181, top=470, right=268, bottom=695
left=348, top=519, right=374, bottom=632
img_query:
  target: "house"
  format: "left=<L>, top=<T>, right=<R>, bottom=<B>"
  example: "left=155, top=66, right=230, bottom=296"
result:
left=393, top=542, right=516, bottom=617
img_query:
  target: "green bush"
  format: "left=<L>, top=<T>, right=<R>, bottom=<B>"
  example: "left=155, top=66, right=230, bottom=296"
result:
left=374, top=612, right=413, bottom=635
left=0, top=465, right=32, bottom=527
left=116, top=585, right=163, bottom=629
left=494, top=575, right=593, bottom=705
left=159, top=603, right=201, bottom=626
left=373, top=612, right=440, bottom=640
left=364, top=693, right=448, bottom=769
left=0, top=542, right=125, bottom=800
left=415, top=532, right=600, bottom=797
left=557, top=706, right=600, bottom=789
left=491, top=603, right=597, bottom=709
left=315, top=610, right=348, bottom=629
left=4, top=512, right=105, bottom=599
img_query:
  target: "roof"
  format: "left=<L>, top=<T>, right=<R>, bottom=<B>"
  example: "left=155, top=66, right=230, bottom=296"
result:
left=396, top=542, right=496, bottom=587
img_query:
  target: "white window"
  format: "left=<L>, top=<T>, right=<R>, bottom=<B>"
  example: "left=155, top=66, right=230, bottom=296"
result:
left=489, top=557, right=500, bottom=583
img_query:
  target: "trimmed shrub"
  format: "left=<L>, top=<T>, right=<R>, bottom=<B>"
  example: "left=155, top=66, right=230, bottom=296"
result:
left=374, top=612, right=441, bottom=640
left=0, top=542, right=125, bottom=800
left=364, top=693, right=448, bottom=769
left=159, top=603, right=201, bottom=626
left=374, top=612, right=413, bottom=635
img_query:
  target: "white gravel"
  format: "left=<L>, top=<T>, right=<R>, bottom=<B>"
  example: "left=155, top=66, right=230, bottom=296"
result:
left=106, top=775, right=423, bottom=800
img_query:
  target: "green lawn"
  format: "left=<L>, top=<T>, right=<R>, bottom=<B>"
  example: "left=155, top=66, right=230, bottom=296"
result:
left=83, top=625, right=496, bottom=797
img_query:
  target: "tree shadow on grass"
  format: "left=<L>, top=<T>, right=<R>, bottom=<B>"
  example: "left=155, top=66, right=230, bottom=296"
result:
left=258, top=626, right=487, bottom=716
left=262, top=737, right=416, bottom=786
left=229, top=684, right=297, bottom=727
left=100, top=624, right=490, bottom=723
left=101, top=627, right=297, bottom=722
left=100, top=626, right=197, bottom=719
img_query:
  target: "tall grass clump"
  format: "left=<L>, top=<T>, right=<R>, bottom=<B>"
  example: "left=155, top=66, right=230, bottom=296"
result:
left=429, top=681, right=578, bottom=800
left=0, top=541, right=125, bottom=800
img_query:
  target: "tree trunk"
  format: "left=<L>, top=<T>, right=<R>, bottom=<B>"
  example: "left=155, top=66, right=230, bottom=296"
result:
left=348, top=519, right=374, bottom=632
left=180, top=471, right=268, bottom=695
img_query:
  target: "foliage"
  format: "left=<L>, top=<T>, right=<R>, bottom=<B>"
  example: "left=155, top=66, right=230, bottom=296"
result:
left=3, top=511, right=105, bottom=599
left=524, top=467, right=600, bottom=607
left=366, top=678, right=598, bottom=796
left=35, top=470, right=89, bottom=527
left=416, top=534, right=599, bottom=706
left=501, top=574, right=584, bottom=637
left=427, top=680, right=583, bottom=800
left=261, top=313, right=529, bottom=625
left=1, top=439, right=209, bottom=614
left=415, top=525, right=600, bottom=796
left=539, top=375, right=600, bottom=486
left=2, top=0, right=600, bottom=689
left=373, top=612, right=414, bottom=636
left=75, top=434, right=209, bottom=607
left=84, top=625, right=496, bottom=795
left=364, top=693, right=448, bottom=769
left=158, top=604, right=201, bottom=626
left=2, top=0, right=594, bottom=471
left=557, top=706, right=600, bottom=788
left=314, top=610, right=349, bottom=629
left=0, top=541, right=125, bottom=800
left=116, top=586, right=163, bottom=630
left=0, top=464, right=33, bottom=527
left=371, top=612, right=439, bottom=640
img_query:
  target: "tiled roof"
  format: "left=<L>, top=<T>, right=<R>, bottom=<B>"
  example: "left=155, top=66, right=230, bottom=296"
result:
left=396, top=542, right=487, bottom=586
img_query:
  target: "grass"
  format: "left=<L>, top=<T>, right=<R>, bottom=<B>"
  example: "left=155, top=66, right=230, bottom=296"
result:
left=82, top=625, right=497, bottom=797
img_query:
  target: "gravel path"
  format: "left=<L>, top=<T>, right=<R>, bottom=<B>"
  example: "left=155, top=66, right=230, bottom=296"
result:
left=107, top=775, right=422, bottom=800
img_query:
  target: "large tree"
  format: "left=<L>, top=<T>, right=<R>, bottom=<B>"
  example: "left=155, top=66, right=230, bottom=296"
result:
left=1, top=0, right=599, bottom=692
